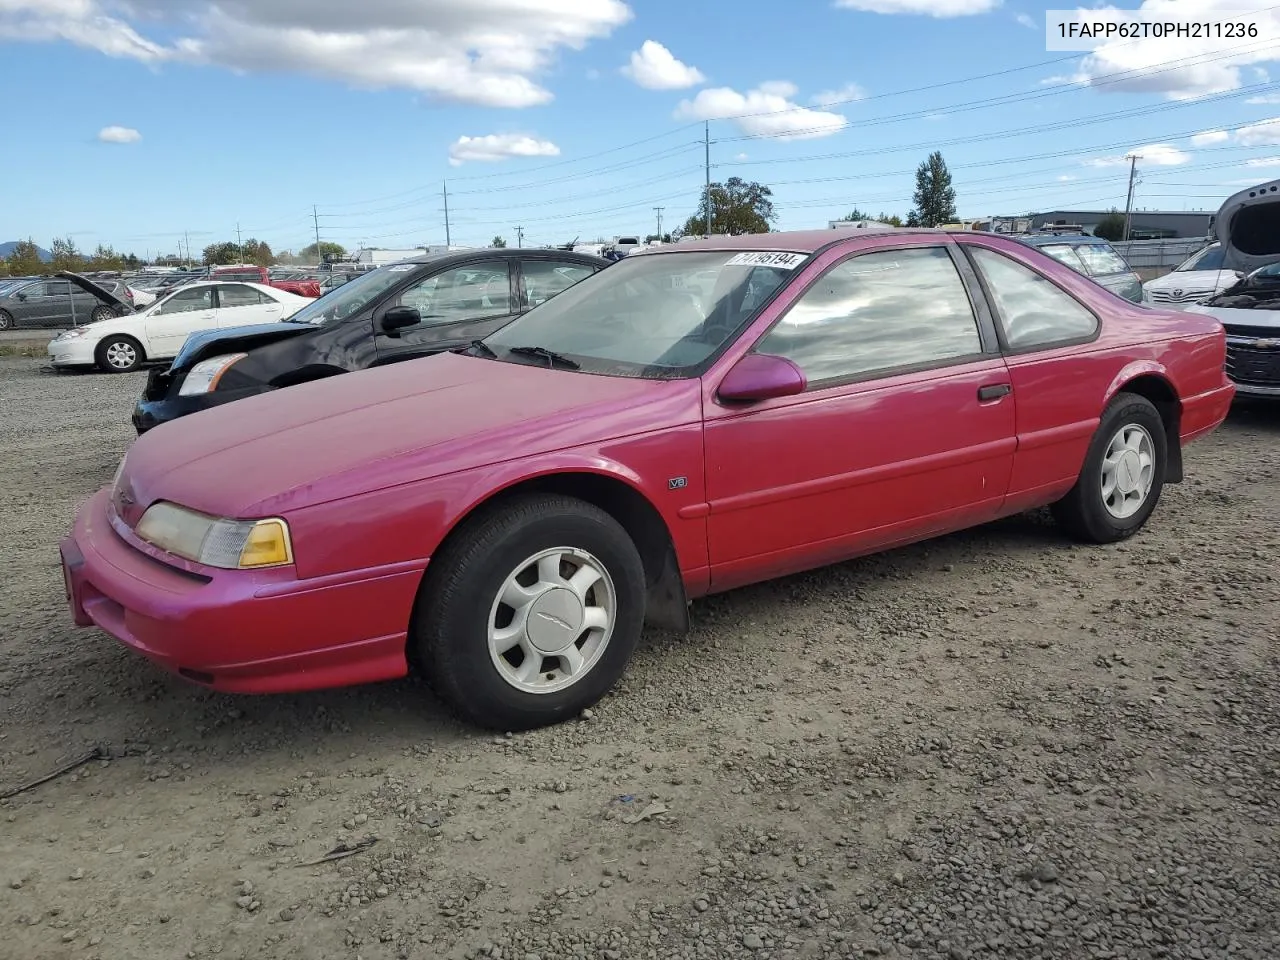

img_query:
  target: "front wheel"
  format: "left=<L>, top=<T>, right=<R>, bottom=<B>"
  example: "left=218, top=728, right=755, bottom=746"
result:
left=413, top=494, right=646, bottom=731
left=1051, top=392, right=1167, bottom=543
left=0, top=309, right=12, bottom=330
left=94, top=335, right=144, bottom=373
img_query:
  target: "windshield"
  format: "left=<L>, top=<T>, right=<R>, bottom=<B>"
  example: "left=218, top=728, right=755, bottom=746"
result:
left=1175, top=244, right=1225, bottom=272
left=286, top=263, right=424, bottom=325
left=483, top=250, right=803, bottom=378
left=1040, top=244, right=1087, bottom=272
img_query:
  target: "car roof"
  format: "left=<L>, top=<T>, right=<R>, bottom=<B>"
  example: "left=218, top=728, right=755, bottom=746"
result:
left=641, top=228, right=979, bottom=256
left=388, top=248, right=608, bottom=268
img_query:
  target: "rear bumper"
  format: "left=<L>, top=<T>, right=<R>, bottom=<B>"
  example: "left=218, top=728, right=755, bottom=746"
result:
left=1180, top=381, right=1236, bottom=445
left=61, top=488, right=424, bottom=693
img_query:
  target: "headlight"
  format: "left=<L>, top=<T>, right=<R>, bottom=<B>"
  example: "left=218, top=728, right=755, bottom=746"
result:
left=134, top=501, right=293, bottom=569
left=55, top=327, right=90, bottom=341
left=178, top=353, right=248, bottom=396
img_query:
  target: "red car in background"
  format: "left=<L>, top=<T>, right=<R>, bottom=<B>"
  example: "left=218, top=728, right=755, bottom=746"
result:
left=60, top=230, right=1234, bottom=730
left=210, top=264, right=321, bottom=299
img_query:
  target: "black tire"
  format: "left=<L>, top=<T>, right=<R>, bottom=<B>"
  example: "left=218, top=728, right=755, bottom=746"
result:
left=90, top=305, right=114, bottom=323
left=1051, top=392, right=1167, bottom=543
left=413, top=493, right=646, bottom=731
left=0, top=309, right=12, bottom=331
left=94, top=335, right=144, bottom=373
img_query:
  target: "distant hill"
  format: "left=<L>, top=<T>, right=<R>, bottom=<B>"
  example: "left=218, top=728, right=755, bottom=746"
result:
left=0, top=241, right=52, bottom=262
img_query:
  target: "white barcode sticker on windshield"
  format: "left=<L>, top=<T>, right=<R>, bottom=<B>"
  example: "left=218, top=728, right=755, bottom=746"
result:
left=725, top=252, right=808, bottom=269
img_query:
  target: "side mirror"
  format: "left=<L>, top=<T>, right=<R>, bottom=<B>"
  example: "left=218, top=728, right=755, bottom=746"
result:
left=717, top=353, right=806, bottom=403
left=380, top=305, right=420, bottom=336
left=15, top=293, right=26, bottom=301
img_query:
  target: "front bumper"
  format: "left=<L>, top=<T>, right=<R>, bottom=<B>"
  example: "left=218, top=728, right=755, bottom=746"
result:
left=48, top=337, right=97, bottom=367
left=60, top=487, right=425, bottom=693
left=132, top=390, right=253, bottom=434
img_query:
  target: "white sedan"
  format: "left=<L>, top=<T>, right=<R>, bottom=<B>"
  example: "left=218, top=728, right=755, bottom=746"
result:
left=48, top=281, right=313, bottom=373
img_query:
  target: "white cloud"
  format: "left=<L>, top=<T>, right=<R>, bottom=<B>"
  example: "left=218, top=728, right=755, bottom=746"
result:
left=1236, top=117, right=1280, bottom=146
left=1014, top=12, right=1036, bottom=29
left=448, top=133, right=560, bottom=166
left=1190, top=130, right=1229, bottom=146
left=1247, top=93, right=1280, bottom=104
left=97, top=125, right=141, bottom=144
left=735, top=152, right=749, bottom=161
left=810, top=83, right=867, bottom=107
left=1056, top=174, right=1078, bottom=181
left=0, top=0, right=632, bottom=108
left=833, top=0, right=999, bottom=16
left=1084, top=143, right=1190, bottom=167
left=1066, top=0, right=1280, bottom=100
left=674, top=81, right=848, bottom=140
left=620, top=40, right=704, bottom=90
left=1244, top=156, right=1280, bottom=167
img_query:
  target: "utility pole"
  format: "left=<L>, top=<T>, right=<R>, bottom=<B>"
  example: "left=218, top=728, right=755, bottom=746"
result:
left=704, top=121, right=713, bottom=237
left=183, top=231, right=191, bottom=268
left=312, top=205, right=322, bottom=264
left=514, top=226, right=525, bottom=248
left=654, top=206, right=664, bottom=240
left=443, top=182, right=451, bottom=248
left=1122, top=154, right=1141, bottom=242
left=236, top=222, right=243, bottom=264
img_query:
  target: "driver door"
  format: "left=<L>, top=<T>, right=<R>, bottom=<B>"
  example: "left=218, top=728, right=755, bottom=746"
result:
left=145, top=285, right=217, bottom=357
left=373, top=259, right=519, bottom=363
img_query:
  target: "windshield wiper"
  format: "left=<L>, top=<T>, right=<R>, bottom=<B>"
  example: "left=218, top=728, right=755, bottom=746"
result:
left=459, top=339, right=497, bottom=358
left=506, top=345, right=579, bottom=369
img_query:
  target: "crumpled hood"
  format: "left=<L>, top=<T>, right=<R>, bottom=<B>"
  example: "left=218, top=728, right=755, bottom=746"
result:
left=118, top=352, right=699, bottom=519
left=1214, top=178, right=1280, bottom=274
left=1185, top=303, right=1280, bottom=330
left=170, top=321, right=312, bottom=370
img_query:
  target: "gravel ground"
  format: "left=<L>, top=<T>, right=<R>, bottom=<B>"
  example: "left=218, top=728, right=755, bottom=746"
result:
left=0, top=356, right=1277, bottom=960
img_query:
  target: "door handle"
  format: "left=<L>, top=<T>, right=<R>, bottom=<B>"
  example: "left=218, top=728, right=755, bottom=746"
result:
left=977, top=383, right=1012, bottom=401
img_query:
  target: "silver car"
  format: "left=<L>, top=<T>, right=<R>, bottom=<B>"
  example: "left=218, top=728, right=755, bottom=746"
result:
left=0, top=277, right=133, bottom=330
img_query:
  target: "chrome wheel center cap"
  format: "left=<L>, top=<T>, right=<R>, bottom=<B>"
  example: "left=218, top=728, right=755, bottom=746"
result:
left=526, top=588, right=584, bottom=654
left=1116, top=450, right=1142, bottom=493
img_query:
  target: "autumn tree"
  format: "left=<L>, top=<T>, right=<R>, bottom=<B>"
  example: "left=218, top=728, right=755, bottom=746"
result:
left=50, top=236, right=84, bottom=273
left=908, top=151, right=957, bottom=227
left=682, top=177, right=776, bottom=236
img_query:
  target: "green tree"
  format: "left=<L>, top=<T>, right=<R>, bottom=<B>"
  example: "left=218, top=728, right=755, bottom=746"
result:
left=1092, top=210, right=1126, bottom=241
left=300, top=241, right=347, bottom=262
left=5, top=238, right=44, bottom=276
left=124, top=253, right=140, bottom=269
left=202, top=241, right=242, bottom=265
left=50, top=236, right=84, bottom=273
left=682, top=177, right=776, bottom=236
left=908, top=151, right=957, bottom=228
left=245, top=239, right=274, bottom=266
left=492, top=235, right=507, bottom=248
left=876, top=212, right=904, bottom=227
left=87, top=244, right=124, bottom=271
left=839, top=208, right=876, bottom=222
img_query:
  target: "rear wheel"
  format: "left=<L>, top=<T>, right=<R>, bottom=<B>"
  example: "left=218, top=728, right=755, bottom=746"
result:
left=90, top=305, right=114, bottom=323
left=94, top=335, right=144, bottom=373
left=1051, top=392, right=1167, bottom=543
left=413, top=494, right=646, bottom=730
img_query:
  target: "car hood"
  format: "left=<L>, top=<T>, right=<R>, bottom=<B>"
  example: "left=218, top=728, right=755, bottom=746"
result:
left=170, top=321, right=314, bottom=371
left=1144, top=269, right=1239, bottom=291
left=119, top=351, right=701, bottom=518
left=1213, top=179, right=1280, bottom=275
left=56, top=270, right=134, bottom=315
left=1185, top=303, right=1280, bottom=330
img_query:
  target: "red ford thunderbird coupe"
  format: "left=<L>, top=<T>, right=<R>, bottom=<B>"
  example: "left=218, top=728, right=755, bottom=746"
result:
left=61, top=230, right=1234, bottom=729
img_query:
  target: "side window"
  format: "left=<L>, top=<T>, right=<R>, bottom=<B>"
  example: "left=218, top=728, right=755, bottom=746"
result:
left=523, top=260, right=595, bottom=307
left=968, top=247, right=1099, bottom=350
left=1039, top=244, right=1087, bottom=275
left=391, top=262, right=513, bottom=326
left=155, top=286, right=214, bottom=316
left=46, top=281, right=72, bottom=297
left=18, top=282, right=48, bottom=297
left=755, top=246, right=982, bottom=386
left=216, top=284, right=267, bottom=308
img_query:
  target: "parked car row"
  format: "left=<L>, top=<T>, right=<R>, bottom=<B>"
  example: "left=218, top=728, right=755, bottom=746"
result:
left=58, top=228, right=1234, bottom=732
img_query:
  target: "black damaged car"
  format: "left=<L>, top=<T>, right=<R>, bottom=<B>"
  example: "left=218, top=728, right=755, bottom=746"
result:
left=132, top=248, right=607, bottom=434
